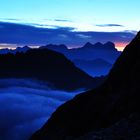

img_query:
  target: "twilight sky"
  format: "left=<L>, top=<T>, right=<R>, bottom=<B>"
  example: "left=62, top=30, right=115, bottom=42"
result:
left=0, top=0, right=139, bottom=50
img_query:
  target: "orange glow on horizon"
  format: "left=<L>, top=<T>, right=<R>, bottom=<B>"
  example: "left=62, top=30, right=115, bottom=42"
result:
left=115, top=42, right=129, bottom=51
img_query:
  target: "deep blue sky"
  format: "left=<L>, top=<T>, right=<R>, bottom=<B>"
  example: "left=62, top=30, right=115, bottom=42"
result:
left=0, top=0, right=139, bottom=50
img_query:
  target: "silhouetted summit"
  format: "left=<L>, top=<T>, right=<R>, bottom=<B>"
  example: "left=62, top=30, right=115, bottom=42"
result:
left=83, top=42, right=95, bottom=49
left=82, top=42, right=116, bottom=50
left=103, top=41, right=117, bottom=50
left=30, top=31, right=140, bottom=140
left=14, top=46, right=30, bottom=53
left=0, top=46, right=30, bottom=54
left=93, top=42, right=103, bottom=48
left=40, top=44, right=68, bottom=53
left=0, top=48, right=99, bottom=90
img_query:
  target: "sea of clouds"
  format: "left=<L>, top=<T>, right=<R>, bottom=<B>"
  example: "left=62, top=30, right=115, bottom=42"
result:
left=0, top=79, right=82, bottom=140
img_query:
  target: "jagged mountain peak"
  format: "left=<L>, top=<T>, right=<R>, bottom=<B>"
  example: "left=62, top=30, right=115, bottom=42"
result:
left=83, top=42, right=93, bottom=48
left=83, top=42, right=115, bottom=49
left=94, top=42, right=103, bottom=46
left=46, top=44, right=67, bottom=48
left=104, top=41, right=115, bottom=49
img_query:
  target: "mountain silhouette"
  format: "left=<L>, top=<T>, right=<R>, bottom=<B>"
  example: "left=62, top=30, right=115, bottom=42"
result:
left=0, top=48, right=101, bottom=91
left=0, top=48, right=11, bottom=54
left=82, top=42, right=117, bottom=51
left=104, top=41, right=117, bottom=50
left=0, top=42, right=119, bottom=77
left=41, top=42, right=121, bottom=76
left=41, top=42, right=120, bottom=63
left=30, top=31, right=140, bottom=140
left=13, top=46, right=30, bottom=53
left=0, top=46, right=30, bottom=54
left=82, top=42, right=98, bottom=49
left=41, top=44, right=68, bottom=52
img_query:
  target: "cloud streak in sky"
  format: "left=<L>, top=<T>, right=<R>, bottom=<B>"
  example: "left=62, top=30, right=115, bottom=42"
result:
left=96, top=24, right=124, bottom=27
left=0, top=21, right=136, bottom=48
left=54, top=19, right=73, bottom=22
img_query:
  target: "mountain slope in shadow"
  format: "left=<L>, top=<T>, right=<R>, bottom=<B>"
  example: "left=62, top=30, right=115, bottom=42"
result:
left=74, top=59, right=112, bottom=76
left=0, top=48, right=100, bottom=91
left=30, top=31, right=140, bottom=140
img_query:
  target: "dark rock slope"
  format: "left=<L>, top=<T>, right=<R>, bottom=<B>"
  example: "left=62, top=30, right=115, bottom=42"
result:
left=0, top=48, right=98, bottom=91
left=30, top=31, right=140, bottom=140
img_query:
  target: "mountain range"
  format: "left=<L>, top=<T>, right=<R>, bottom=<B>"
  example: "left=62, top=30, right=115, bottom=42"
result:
left=0, top=41, right=121, bottom=77
left=0, top=46, right=30, bottom=54
left=0, top=42, right=120, bottom=63
left=0, top=48, right=102, bottom=91
left=40, top=42, right=121, bottom=76
left=30, top=31, right=140, bottom=140
left=40, top=41, right=121, bottom=63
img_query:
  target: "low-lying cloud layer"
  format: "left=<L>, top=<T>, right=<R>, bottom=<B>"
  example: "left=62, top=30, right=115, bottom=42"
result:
left=0, top=79, right=81, bottom=140
left=0, top=22, right=136, bottom=48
